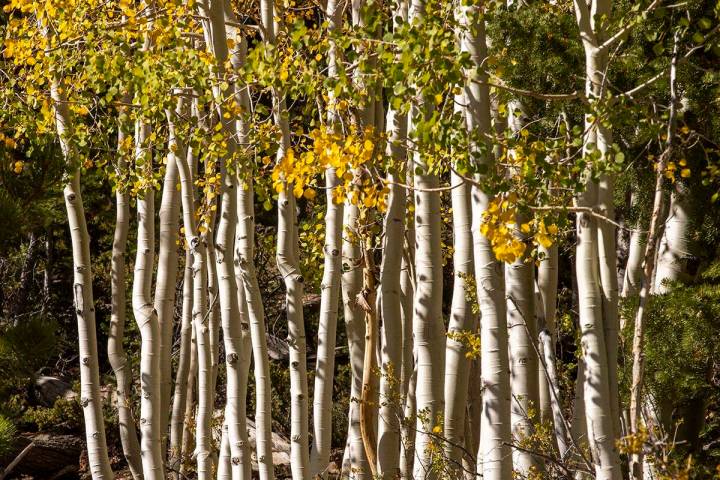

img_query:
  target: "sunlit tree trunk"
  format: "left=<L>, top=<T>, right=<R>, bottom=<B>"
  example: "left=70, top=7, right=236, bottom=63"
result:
left=170, top=247, right=193, bottom=477
left=50, top=80, right=114, bottom=480
left=154, top=137, right=180, bottom=455
left=460, top=4, right=513, bottom=479
left=630, top=37, right=680, bottom=479
left=172, top=110, right=213, bottom=479
left=573, top=1, right=622, bottom=477
left=506, top=250, right=539, bottom=475
left=408, top=1, right=445, bottom=478
left=108, top=126, right=143, bottom=480
left=443, top=164, right=477, bottom=476
left=654, top=184, right=690, bottom=293
left=309, top=2, right=345, bottom=476
left=261, top=1, right=311, bottom=477
left=376, top=104, right=408, bottom=480
left=132, top=118, right=165, bottom=480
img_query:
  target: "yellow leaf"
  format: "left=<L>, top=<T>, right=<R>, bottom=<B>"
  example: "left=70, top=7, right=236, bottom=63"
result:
left=680, top=168, right=691, bottom=178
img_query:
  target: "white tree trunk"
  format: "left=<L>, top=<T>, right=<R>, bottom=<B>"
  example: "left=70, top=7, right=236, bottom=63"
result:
left=262, top=2, right=311, bottom=476
left=50, top=80, right=114, bottom=480
left=133, top=120, right=165, bottom=480
left=443, top=168, right=476, bottom=476
left=460, top=4, right=513, bottom=479
left=154, top=140, right=180, bottom=453
left=309, top=2, right=345, bottom=475
left=108, top=127, right=143, bottom=480
left=622, top=192, right=645, bottom=298
left=173, top=112, right=213, bottom=479
left=537, top=244, right=558, bottom=424
left=506, top=252, right=539, bottom=475
left=342, top=203, right=369, bottom=479
left=170, top=247, right=194, bottom=477
left=654, top=185, right=691, bottom=293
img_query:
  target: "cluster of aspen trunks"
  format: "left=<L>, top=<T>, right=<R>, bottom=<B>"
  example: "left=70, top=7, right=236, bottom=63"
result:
left=35, top=0, right=691, bottom=480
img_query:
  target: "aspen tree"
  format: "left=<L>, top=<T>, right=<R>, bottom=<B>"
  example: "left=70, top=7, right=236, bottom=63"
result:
left=443, top=164, right=476, bottom=476
left=171, top=110, right=213, bottom=479
left=537, top=245, right=558, bottom=423
left=409, top=1, right=446, bottom=477
left=221, top=3, right=276, bottom=478
left=154, top=136, right=180, bottom=453
left=198, top=1, right=253, bottom=477
left=261, top=1, right=311, bottom=476
left=622, top=192, right=646, bottom=298
left=309, top=2, right=345, bottom=476
left=108, top=126, right=143, bottom=480
left=50, top=79, right=114, bottom=480
left=573, top=1, right=623, bottom=477
left=460, top=2, right=512, bottom=478
left=377, top=24, right=409, bottom=477
left=132, top=117, right=165, bottom=480
left=505, top=109, right=540, bottom=476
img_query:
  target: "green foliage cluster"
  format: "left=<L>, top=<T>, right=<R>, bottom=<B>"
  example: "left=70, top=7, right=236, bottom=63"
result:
left=0, top=414, right=17, bottom=458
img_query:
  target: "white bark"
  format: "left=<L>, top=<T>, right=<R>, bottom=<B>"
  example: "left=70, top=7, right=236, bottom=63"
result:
left=460, top=4, right=513, bottom=479
left=261, top=2, right=311, bottom=476
left=132, top=120, right=165, bottom=480
left=170, top=247, right=194, bottom=476
left=221, top=4, right=276, bottom=479
left=443, top=167, right=476, bottom=476
left=622, top=192, right=645, bottom=298
left=409, top=2, right=445, bottom=478
left=309, top=1, right=345, bottom=475
left=377, top=110, right=408, bottom=478
left=172, top=112, right=213, bottom=479
left=154, top=139, right=180, bottom=454
left=537, top=244, right=558, bottom=424
left=342, top=204, right=369, bottom=479
left=506, top=252, right=539, bottom=475
left=51, top=80, right=114, bottom=480
left=654, top=185, right=691, bottom=293
left=573, top=1, right=623, bottom=477
left=108, top=127, right=143, bottom=480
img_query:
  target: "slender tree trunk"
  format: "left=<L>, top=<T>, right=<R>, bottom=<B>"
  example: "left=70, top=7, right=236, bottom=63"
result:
left=408, top=2, right=445, bottom=478
left=154, top=140, right=180, bottom=455
left=460, top=4, right=513, bottom=479
left=443, top=167, right=476, bottom=477
left=376, top=106, right=408, bottom=478
left=343, top=203, right=369, bottom=479
left=132, top=119, right=165, bottom=480
left=653, top=185, right=690, bottom=293
left=108, top=126, right=143, bottom=480
left=537, top=244, right=558, bottom=424
left=573, top=2, right=622, bottom=477
left=309, top=2, right=345, bottom=475
left=172, top=112, right=213, bottom=480
left=261, top=2, right=311, bottom=477
left=49, top=79, right=114, bottom=480
left=506, top=249, right=539, bottom=475
left=170, top=247, right=193, bottom=477
left=221, top=5, right=277, bottom=479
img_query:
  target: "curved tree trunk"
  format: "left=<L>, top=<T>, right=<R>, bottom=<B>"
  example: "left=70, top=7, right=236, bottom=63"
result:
left=108, top=127, right=143, bottom=480
left=50, top=80, right=114, bottom=480
left=132, top=120, right=165, bottom=480
left=154, top=142, right=180, bottom=455
left=443, top=167, right=476, bottom=477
